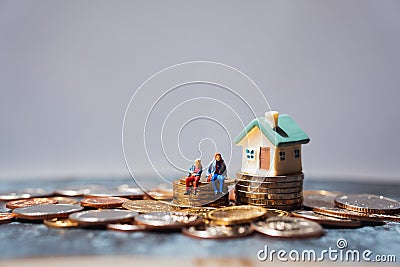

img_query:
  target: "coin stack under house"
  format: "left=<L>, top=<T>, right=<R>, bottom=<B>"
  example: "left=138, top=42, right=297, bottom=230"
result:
left=235, top=172, right=304, bottom=210
left=233, top=111, right=310, bottom=211
left=172, top=177, right=235, bottom=207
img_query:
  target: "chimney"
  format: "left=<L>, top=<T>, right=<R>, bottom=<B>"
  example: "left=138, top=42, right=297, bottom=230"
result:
left=265, top=111, right=279, bottom=129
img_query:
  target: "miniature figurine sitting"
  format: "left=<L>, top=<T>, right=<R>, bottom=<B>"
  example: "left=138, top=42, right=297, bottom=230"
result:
left=206, top=153, right=227, bottom=195
left=184, top=159, right=203, bottom=195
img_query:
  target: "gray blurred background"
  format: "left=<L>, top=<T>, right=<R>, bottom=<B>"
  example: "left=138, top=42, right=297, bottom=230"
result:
left=0, top=0, right=399, bottom=182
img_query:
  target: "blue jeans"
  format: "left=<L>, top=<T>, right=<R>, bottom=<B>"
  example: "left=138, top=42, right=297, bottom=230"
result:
left=211, top=174, right=225, bottom=193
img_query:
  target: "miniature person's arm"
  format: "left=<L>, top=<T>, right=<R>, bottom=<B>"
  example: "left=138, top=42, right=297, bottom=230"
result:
left=206, top=164, right=211, bottom=176
left=188, top=165, right=195, bottom=177
left=219, top=162, right=226, bottom=177
left=195, top=167, right=203, bottom=177
left=188, top=164, right=194, bottom=174
left=206, top=164, right=212, bottom=181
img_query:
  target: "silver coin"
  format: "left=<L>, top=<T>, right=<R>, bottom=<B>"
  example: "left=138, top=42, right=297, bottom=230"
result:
left=334, top=194, right=400, bottom=214
left=313, top=206, right=390, bottom=223
left=182, top=224, right=253, bottom=239
left=54, top=185, right=108, bottom=197
left=303, top=190, right=340, bottom=209
left=12, top=204, right=83, bottom=220
left=85, top=189, right=145, bottom=199
left=107, top=222, right=155, bottom=232
left=69, top=209, right=138, bottom=226
left=135, top=212, right=203, bottom=229
left=251, top=216, right=324, bottom=238
left=117, top=184, right=144, bottom=193
left=291, top=210, right=361, bottom=227
left=0, top=188, right=53, bottom=201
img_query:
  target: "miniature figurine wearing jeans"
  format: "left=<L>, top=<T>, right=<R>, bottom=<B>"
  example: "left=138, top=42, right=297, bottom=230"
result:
left=184, top=159, right=203, bottom=195
left=206, top=153, right=227, bottom=195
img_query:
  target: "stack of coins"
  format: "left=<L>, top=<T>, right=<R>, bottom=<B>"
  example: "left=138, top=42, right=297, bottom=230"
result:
left=172, top=178, right=235, bottom=207
left=301, top=190, right=400, bottom=224
left=235, top=172, right=304, bottom=210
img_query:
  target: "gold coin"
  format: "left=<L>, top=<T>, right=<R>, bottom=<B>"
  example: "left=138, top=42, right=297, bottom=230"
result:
left=173, top=191, right=230, bottom=207
left=236, top=173, right=304, bottom=182
left=0, top=213, right=14, bottom=224
left=235, top=201, right=303, bottom=211
left=236, top=180, right=303, bottom=189
left=207, top=205, right=267, bottom=226
left=313, top=207, right=394, bottom=223
left=251, top=216, right=324, bottom=238
left=145, top=191, right=173, bottom=201
left=181, top=207, right=217, bottom=216
left=44, top=218, right=79, bottom=228
left=235, top=184, right=303, bottom=194
left=372, top=213, right=400, bottom=222
left=172, top=195, right=229, bottom=208
left=210, top=208, right=289, bottom=220
left=264, top=209, right=291, bottom=217
left=6, top=198, right=59, bottom=210
left=122, top=200, right=179, bottom=213
left=50, top=197, right=79, bottom=205
left=80, top=196, right=130, bottom=209
left=135, top=211, right=204, bottom=230
left=107, top=222, right=154, bottom=232
left=236, top=196, right=303, bottom=205
left=235, top=190, right=303, bottom=200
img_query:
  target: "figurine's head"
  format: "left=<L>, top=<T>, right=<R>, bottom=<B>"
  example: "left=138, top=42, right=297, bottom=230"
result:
left=194, top=159, right=202, bottom=167
left=215, top=153, right=222, bottom=162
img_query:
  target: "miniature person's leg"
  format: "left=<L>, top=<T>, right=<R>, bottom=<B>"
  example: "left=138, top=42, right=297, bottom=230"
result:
left=211, top=174, right=219, bottom=194
left=217, top=175, right=225, bottom=193
left=193, top=176, right=200, bottom=195
left=185, top=177, right=194, bottom=195
left=193, top=177, right=200, bottom=189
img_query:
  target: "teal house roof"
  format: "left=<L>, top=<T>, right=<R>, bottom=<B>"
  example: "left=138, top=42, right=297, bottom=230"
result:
left=234, top=114, right=310, bottom=147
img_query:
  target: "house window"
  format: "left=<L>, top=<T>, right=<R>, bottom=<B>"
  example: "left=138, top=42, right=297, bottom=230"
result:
left=279, top=151, right=285, bottom=161
left=246, top=148, right=255, bottom=160
left=294, top=149, right=300, bottom=159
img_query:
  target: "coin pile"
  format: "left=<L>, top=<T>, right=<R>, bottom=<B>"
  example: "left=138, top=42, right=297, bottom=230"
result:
left=172, top=177, right=235, bottom=207
left=300, top=190, right=400, bottom=224
left=235, top=172, right=304, bottom=210
left=1, top=184, right=400, bottom=240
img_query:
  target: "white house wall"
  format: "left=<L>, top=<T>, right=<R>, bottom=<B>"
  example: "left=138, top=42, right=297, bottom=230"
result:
left=237, top=126, right=303, bottom=176
left=237, top=126, right=276, bottom=176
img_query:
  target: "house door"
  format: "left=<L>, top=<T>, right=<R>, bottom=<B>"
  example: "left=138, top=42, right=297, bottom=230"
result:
left=259, top=147, right=270, bottom=170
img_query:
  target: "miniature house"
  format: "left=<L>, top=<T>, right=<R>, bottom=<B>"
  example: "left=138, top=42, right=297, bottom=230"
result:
left=234, top=111, right=310, bottom=176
